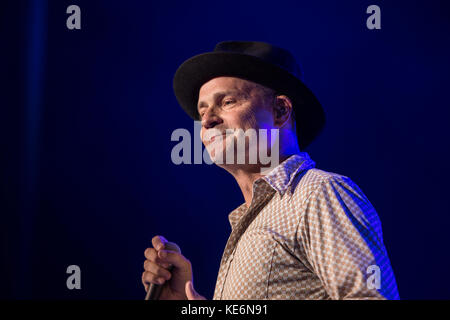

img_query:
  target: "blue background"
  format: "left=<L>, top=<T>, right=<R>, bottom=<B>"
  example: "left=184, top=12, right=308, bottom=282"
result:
left=1, top=0, right=450, bottom=299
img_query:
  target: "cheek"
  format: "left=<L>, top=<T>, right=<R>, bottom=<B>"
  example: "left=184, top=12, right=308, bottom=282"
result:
left=238, top=105, right=273, bottom=131
left=255, top=110, right=274, bottom=130
left=235, top=108, right=258, bottom=129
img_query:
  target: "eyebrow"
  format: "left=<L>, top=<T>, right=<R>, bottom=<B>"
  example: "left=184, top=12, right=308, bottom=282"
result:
left=197, top=90, right=242, bottom=113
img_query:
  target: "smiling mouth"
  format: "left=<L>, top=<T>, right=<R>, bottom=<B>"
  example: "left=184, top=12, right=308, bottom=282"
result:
left=206, top=133, right=227, bottom=144
left=211, top=134, right=223, bottom=141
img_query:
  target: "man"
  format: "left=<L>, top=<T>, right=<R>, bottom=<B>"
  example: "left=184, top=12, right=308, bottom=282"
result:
left=142, top=41, right=400, bottom=300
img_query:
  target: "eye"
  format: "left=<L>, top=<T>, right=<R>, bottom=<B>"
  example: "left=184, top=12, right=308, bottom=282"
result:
left=222, top=99, right=235, bottom=107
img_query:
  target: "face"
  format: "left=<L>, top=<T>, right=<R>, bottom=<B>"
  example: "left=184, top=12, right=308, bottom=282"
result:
left=197, top=77, right=276, bottom=165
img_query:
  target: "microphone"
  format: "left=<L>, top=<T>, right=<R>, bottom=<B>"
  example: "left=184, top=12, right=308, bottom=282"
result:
left=144, top=241, right=181, bottom=300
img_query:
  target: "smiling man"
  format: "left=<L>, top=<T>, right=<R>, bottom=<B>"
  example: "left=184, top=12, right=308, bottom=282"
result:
left=142, top=41, right=400, bottom=300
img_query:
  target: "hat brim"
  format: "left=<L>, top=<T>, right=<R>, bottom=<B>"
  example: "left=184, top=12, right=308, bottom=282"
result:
left=173, top=51, right=325, bottom=149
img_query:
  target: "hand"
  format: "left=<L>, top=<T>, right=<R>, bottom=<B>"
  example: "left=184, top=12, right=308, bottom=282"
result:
left=142, top=235, right=205, bottom=300
left=185, top=280, right=206, bottom=300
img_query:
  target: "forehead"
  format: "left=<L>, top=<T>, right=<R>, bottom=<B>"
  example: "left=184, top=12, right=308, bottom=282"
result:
left=198, top=76, right=255, bottom=97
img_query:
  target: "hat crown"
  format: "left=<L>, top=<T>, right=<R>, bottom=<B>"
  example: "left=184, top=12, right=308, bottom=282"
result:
left=214, top=41, right=303, bottom=80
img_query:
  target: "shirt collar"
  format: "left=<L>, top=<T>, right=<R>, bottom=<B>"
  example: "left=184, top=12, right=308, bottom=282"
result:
left=227, top=152, right=315, bottom=228
left=262, top=152, right=316, bottom=197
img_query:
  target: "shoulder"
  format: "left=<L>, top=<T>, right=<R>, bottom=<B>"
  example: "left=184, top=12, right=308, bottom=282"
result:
left=303, top=168, right=349, bottom=183
left=291, top=168, right=369, bottom=208
left=294, top=168, right=351, bottom=196
left=292, top=167, right=382, bottom=232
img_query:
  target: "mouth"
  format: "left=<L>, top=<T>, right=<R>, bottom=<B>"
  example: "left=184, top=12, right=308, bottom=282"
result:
left=210, top=134, right=225, bottom=142
left=204, top=132, right=227, bottom=145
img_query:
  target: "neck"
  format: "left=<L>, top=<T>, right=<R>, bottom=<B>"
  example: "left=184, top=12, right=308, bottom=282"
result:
left=220, top=148, right=299, bottom=208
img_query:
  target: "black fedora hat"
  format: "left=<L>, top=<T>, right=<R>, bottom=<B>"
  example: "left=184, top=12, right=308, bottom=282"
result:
left=173, top=41, right=325, bottom=150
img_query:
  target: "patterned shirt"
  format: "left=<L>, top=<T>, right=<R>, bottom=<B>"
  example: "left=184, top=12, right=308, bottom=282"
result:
left=212, top=153, right=399, bottom=300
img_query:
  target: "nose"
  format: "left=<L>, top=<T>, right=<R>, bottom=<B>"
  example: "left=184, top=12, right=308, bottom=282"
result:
left=201, top=107, right=223, bottom=129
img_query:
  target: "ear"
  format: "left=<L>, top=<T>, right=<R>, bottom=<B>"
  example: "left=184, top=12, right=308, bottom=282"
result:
left=273, top=95, right=293, bottom=128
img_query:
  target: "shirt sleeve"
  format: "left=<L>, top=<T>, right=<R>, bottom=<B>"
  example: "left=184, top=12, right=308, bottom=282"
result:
left=298, top=174, right=400, bottom=300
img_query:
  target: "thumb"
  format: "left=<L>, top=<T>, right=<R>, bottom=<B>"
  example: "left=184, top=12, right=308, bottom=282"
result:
left=185, top=281, right=206, bottom=300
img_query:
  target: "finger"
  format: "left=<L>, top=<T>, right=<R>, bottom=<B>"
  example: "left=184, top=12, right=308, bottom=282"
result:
left=185, top=281, right=206, bottom=300
left=142, top=271, right=167, bottom=286
left=144, top=248, right=171, bottom=268
left=158, top=250, right=190, bottom=270
left=144, top=247, right=157, bottom=260
left=152, top=235, right=168, bottom=251
left=185, top=281, right=196, bottom=300
left=143, top=260, right=172, bottom=280
left=143, top=259, right=170, bottom=270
